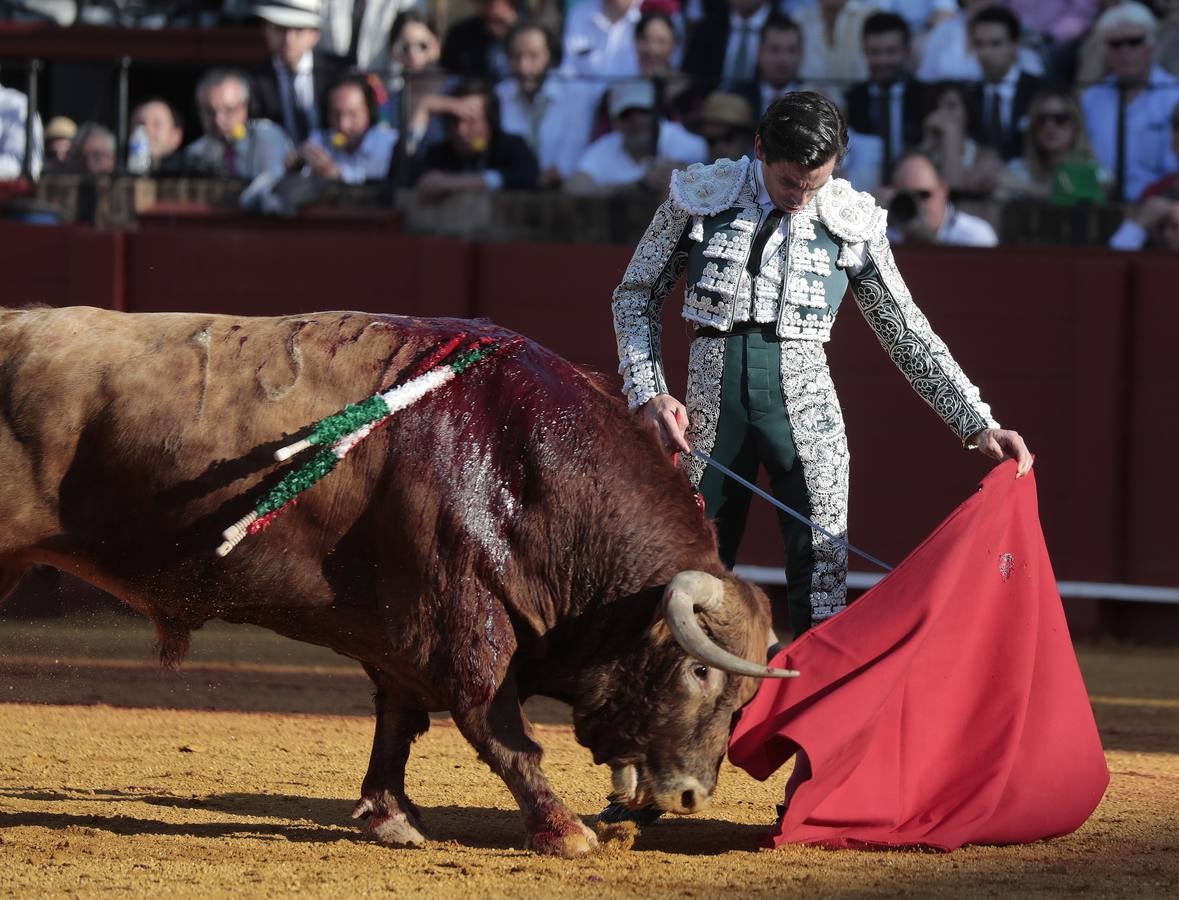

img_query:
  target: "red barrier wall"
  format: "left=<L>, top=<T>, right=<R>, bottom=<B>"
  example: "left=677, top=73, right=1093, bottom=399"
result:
left=0, top=221, right=1172, bottom=598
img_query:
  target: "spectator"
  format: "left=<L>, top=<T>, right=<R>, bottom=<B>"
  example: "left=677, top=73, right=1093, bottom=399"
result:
left=251, top=0, right=346, bottom=144
left=1109, top=195, right=1179, bottom=250
left=917, top=79, right=1003, bottom=195
left=496, top=22, right=600, bottom=188
left=918, top=0, right=1044, bottom=82
left=440, top=0, right=521, bottom=80
left=1006, top=0, right=1098, bottom=83
left=0, top=83, right=42, bottom=180
left=68, top=123, right=117, bottom=175
left=967, top=5, right=1041, bottom=162
left=130, top=99, right=185, bottom=172
left=888, top=150, right=999, bottom=245
left=1140, top=101, right=1179, bottom=200
left=383, top=10, right=447, bottom=153
left=1081, top=2, right=1179, bottom=202
left=43, top=116, right=76, bottom=169
left=563, top=0, right=643, bottom=80
left=635, top=11, right=693, bottom=119
left=683, top=0, right=774, bottom=93
left=413, top=80, right=539, bottom=203
left=1158, top=0, right=1179, bottom=79
left=846, top=12, right=925, bottom=184
left=182, top=69, right=293, bottom=178
left=997, top=87, right=1109, bottom=202
left=794, top=0, right=876, bottom=101
left=696, top=90, right=756, bottom=160
left=733, top=13, right=809, bottom=117
left=320, top=0, right=419, bottom=70
left=565, top=78, right=707, bottom=195
left=300, top=73, right=398, bottom=183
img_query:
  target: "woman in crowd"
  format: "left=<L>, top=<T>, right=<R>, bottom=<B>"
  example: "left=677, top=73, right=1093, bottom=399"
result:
left=383, top=9, right=448, bottom=153
left=997, top=87, right=1109, bottom=202
left=916, top=80, right=1004, bottom=196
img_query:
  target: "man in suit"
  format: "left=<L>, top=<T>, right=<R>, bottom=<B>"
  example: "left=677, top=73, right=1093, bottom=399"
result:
left=845, top=11, right=924, bottom=186
left=968, top=4, right=1042, bottom=161
left=732, top=13, right=809, bottom=118
left=251, top=0, right=347, bottom=145
left=683, top=0, right=774, bottom=94
left=440, top=0, right=522, bottom=80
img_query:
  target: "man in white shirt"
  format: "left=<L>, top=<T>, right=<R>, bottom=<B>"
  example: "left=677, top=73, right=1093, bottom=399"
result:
left=734, top=12, right=809, bottom=116
left=562, top=0, right=642, bottom=80
left=496, top=21, right=601, bottom=187
left=0, top=85, right=42, bottom=180
left=565, top=79, right=707, bottom=195
left=303, top=74, right=398, bottom=183
left=918, top=0, right=1044, bottom=82
left=1080, top=2, right=1179, bottom=202
left=888, top=151, right=998, bottom=246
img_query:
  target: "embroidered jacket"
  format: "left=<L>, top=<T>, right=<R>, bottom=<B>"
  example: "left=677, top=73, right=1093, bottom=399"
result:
left=611, top=156, right=1000, bottom=444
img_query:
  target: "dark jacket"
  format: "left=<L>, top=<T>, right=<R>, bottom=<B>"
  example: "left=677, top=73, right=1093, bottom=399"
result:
left=413, top=131, right=540, bottom=190
left=845, top=77, right=926, bottom=155
left=440, top=15, right=508, bottom=80
left=250, top=51, right=347, bottom=144
left=969, top=71, right=1043, bottom=161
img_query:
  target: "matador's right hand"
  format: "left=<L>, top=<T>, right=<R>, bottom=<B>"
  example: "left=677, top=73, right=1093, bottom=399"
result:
left=640, top=394, right=692, bottom=456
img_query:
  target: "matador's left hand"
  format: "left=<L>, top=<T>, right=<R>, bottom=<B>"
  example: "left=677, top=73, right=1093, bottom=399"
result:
left=971, top=428, right=1033, bottom=478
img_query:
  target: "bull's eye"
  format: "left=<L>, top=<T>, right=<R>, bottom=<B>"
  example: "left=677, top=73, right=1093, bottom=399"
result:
left=692, top=665, right=710, bottom=681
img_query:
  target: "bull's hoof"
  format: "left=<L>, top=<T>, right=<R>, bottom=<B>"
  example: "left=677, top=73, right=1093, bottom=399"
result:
left=527, top=819, right=598, bottom=858
left=366, top=812, right=428, bottom=847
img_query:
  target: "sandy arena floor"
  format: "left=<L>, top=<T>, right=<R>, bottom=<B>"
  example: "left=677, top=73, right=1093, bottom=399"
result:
left=0, top=614, right=1177, bottom=898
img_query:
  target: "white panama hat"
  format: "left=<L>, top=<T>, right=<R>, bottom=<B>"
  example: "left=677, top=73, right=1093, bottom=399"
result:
left=254, top=0, right=322, bottom=29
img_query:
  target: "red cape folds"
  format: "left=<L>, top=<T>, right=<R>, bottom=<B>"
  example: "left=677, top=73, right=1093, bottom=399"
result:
left=728, top=462, right=1109, bottom=850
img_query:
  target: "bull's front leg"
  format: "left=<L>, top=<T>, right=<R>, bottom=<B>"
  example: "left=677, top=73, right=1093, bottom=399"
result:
left=450, top=675, right=597, bottom=858
left=351, top=674, right=430, bottom=846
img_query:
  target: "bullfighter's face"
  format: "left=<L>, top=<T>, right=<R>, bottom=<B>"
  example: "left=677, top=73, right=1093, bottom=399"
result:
left=572, top=573, right=775, bottom=816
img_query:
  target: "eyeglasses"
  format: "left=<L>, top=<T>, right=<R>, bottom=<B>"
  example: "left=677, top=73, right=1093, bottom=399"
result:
left=1034, top=112, right=1074, bottom=126
left=1108, top=35, right=1147, bottom=50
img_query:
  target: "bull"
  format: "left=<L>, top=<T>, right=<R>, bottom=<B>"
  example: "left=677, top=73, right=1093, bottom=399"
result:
left=0, top=307, right=792, bottom=856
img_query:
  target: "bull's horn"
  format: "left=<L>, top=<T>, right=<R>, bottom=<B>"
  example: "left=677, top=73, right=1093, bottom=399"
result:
left=664, top=571, right=799, bottom=679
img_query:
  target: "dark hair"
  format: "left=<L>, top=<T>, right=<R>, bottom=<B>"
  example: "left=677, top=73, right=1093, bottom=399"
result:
left=636, top=11, right=677, bottom=43
left=447, top=78, right=501, bottom=133
left=390, top=8, right=438, bottom=45
left=327, top=72, right=380, bottom=127
left=133, top=96, right=184, bottom=133
left=505, top=19, right=562, bottom=68
left=862, top=11, right=910, bottom=45
left=920, top=79, right=978, bottom=121
left=969, top=5, right=1020, bottom=42
left=760, top=12, right=800, bottom=45
left=756, top=91, right=847, bottom=167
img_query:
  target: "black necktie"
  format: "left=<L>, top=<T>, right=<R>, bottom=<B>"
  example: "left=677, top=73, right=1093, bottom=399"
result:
left=986, top=86, right=1004, bottom=151
left=350, top=0, right=368, bottom=65
left=879, top=85, right=894, bottom=185
left=747, top=209, right=784, bottom=278
left=1114, top=84, right=1128, bottom=201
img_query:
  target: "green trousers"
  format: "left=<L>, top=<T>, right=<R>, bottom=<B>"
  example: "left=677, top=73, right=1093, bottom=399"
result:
left=695, top=330, right=817, bottom=635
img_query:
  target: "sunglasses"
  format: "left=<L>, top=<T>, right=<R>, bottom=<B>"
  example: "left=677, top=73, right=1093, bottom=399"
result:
left=1035, top=112, right=1074, bottom=126
left=1108, top=35, right=1147, bottom=50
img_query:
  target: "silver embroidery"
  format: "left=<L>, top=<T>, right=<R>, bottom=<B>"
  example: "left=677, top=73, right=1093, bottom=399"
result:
left=853, top=234, right=1000, bottom=443
left=681, top=336, right=727, bottom=488
left=612, top=197, right=691, bottom=409
left=670, top=157, right=751, bottom=215
left=778, top=341, right=850, bottom=622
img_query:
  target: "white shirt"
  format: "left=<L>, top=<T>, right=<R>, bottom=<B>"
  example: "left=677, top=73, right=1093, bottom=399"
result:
left=918, top=12, right=1044, bottom=82
left=496, top=75, right=603, bottom=177
left=575, top=120, right=707, bottom=186
left=937, top=204, right=999, bottom=247
left=309, top=124, right=398, bottom=184
left=873, top=0, right=956, bottom=32
left=563, top=0, right=642, bottom=80
left=724, top=4, right=771, bottom=87
left=839, top=128, right=885, bottom=193
left=273, top=51, right=318, bottom=139
left=795, top=0, right=873, bottom=91
left=0, top=86, right=42, bottom=180
left=1081, top=67, right=1179, bottom=202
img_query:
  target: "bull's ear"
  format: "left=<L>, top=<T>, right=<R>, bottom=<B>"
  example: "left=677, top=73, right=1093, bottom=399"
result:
left=662, top=571, right=799, bottom=679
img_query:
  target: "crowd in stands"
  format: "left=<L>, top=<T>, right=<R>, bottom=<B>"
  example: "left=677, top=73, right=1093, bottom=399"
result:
left=4, top=0, right=1179, bottom=249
